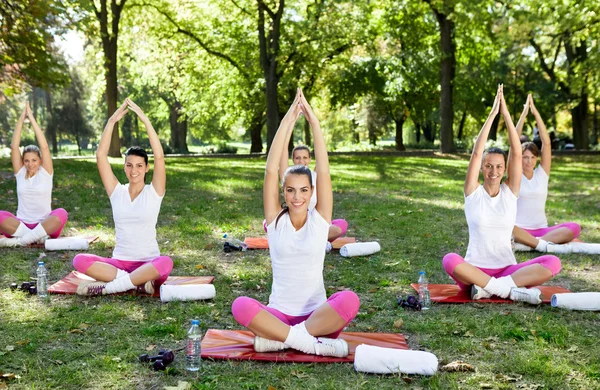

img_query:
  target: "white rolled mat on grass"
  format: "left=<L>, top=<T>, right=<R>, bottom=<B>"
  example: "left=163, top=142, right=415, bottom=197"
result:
left=340, top=242, right=381, bottom=257
left=44, top=238, right=89, bottom=251
left=160, top=284, right=216, bottom=302
left=354, top=344, right=438, bottom=375
left=551, top=293, right=600, bottom=311
left=547, top=242, right=600, bottom=255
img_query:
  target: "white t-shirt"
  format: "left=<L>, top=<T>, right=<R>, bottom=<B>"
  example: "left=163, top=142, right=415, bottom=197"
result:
left=16, top=166, right=53, bottom=224
left=464, top=184, right=517, bottom=269
left=266, top=207, right=329, bottom=316
left=110, top=183, right=164, bottom=261
left=309, top=170, right=317, bottom=210
left=516, top=166, right=548, bottom=229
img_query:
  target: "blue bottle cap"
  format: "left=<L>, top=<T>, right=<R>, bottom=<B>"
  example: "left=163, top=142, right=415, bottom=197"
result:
left=223, top=233, right=228, bottom=238
left=419, top=271, right=425, bottom=275
left=38, top=261, right=44, bottom=266
left=191, top=319, right=200, bottom=325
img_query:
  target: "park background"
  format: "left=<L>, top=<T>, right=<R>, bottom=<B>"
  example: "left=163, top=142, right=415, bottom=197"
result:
left=1, top=1, right=600, bottom=389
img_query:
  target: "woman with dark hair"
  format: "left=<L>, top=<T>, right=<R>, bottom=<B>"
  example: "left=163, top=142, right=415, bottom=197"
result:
left=74, top=98, right=172, bottom=296
left=232, top=89, right=359, bottom=357
left=0, top=102, right=68, bottom=247
left=511, top=94, right=581, bottom=251
left=442, top=85, right=561, bottom=304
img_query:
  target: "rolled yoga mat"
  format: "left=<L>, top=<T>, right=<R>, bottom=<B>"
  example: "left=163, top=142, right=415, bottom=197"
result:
left=160, top=284, right=216, bottom=302
left=551, top=293, right=600, bottom=311
left=45, top=237, right=89, bottom=251
left=340, top=242, right=381, bottom=257
left=354, top=344, right=438, bottom=375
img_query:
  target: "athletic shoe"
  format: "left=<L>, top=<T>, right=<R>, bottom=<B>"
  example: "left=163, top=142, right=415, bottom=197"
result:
left=136, top=281, right=156, bottom=295
left=0, top=237, right=21, bottom=247
left=254, top=336, right=287, bottom=352
left=325, top=242, right=333, bottom=254
left=513, top=243, right=533, bottom=252
left=77, top=281, right=108, bottom=296
left=470, top=285, right=492, bottom=300
left=314, top=337, right=349, bottom=357
left=509, top=287, right=542, bottom=305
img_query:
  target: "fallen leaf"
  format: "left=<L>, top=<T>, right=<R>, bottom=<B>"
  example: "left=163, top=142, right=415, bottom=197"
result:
left=5, top=346, right=14, bottom=352
left=195, top=264, right=205, bottom=269
left=393, top=318, right=404, bottom=329
left=163, top=381, right=191, bottom=390
left=0, top=382, right=6, bottom=389
left=111, top=357, right=121, bottom=362
left=68, top=329, right=84, bottom=334
left=479, top=383, right=493, bottom=389
left=424, top=233, right=432, bottom=238
left=441, top=361, right=474, bottom=372
left=15, top=340, right=29, bottom=346
left=369, top=288, right=379, bottom=293
left=336, top=286, right=346, bottom=291
left=79, top=323, right=90, bottom=329
left=463, top=331, right=474, bottom=338
left=1, top=373, right=15, bottom=380
left=268, top=386, right=277, bottom=390
left=291, top=371, right=309, bottom=379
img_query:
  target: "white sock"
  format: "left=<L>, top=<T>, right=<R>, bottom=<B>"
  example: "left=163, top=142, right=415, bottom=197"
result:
left=13, top=223, right=31, bottom=238
left=104, top=275, right=136, bottom=294
left=115, top=269, right=129, bottom=281
left=536, top=239, right=548, bottom=252
left=482, top=276, right=516, bottom=298
left=294, top=321, right=311, bottom=335
left=284, top=324, right=317, bottom=354
left=19, top=224, right=48, bottom=245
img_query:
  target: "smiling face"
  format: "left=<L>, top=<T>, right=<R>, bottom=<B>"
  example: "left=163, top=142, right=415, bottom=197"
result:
left=292, top=149, right=311, bottom=166
left=23, top=151, right=41, bottom=177
left=522, top=149, right=538, bottom=173
left=283, top=173, right=313, bottom=214
left=481, top=153, right=505, bottom=187
left=124, top=155, right=149, bottom=184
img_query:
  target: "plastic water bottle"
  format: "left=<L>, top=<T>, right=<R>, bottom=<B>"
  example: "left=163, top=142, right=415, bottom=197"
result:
left=418, top=271, right=431, bottom=310
left=223, top=233, right=248, bottom=252
left=37, top=261, right=48, bottom=299
left=185, top=319, right=202, bottom=371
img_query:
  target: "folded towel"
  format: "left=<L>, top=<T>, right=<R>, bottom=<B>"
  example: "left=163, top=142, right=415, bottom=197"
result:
left=160, top=284, right=216, bottom=302
left=340, top=242, right=381, bottom=257
left=551, top=292, right=600, bottom=311
left=45, top=238, right=89, bottom=251
left=353, top=344, right=438, bottom=375
left=547, top=242, right=600, bottom=255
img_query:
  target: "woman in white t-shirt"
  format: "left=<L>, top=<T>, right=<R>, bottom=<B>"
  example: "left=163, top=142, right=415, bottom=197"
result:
left=232, top=89, right=359, bottom=357
left=0, top=102, right=68, bottom=247
left=442, top=85, right=561, bottom=304
left=511, top=94, right=581, bottom=251
left=74, top=98, right=172, bottom=296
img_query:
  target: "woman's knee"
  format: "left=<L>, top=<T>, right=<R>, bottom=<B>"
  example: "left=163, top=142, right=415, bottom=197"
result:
left=328, top=290, right=360, bottom=322
left=566, top=222, right=581, bottom=239
left=231, top=296, right=262, bottom=327
left=73, top=253, right=93, bottom=272
left=540, top=255, right=561, bottom=276
left=152, top=256, right=173, bottom=278
left=50, top=208, right=69, bottom=225
left=332, top=219, right=348, bottom=235
left=442, top=253, right=464, bottom=275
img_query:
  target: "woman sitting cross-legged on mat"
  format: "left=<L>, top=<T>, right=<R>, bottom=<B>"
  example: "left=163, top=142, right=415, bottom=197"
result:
left=0, top=101, right=68, bottom=247
left=232, top=89, right=360, bottom=357
left=74, top=98, right=172, bottom=296
left=511, top=94, right=581, bottom=252
left=442, top=85, right=561, bottom=304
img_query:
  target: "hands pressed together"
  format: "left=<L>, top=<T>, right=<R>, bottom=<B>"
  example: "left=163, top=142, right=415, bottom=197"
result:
left=109, top=98, right=147, bottom=123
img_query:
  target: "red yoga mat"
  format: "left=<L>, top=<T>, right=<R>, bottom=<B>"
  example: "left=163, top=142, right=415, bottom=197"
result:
left=0, top=235, right=99, bottom=248
left=410, top=283, right=571, bottom=304
left=201, top=329, right=408, bottom=363
left=48, top=271, right=214, bottom=297
left=244, top=236, right=356, bottom=250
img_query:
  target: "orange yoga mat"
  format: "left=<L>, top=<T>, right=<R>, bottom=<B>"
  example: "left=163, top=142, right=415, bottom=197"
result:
left=244, top=237, right=356, bottom=250
left=201, top=329, right=408, bottom=363
left=410, top=283, right=571, bottom=304
left=0, top=235, right=99, bottom=248
left=48, top=271, right=214, bottom=297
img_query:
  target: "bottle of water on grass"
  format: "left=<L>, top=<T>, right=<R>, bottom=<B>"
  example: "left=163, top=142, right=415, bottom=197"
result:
left=418, top=271, right=431, bottom=310
left=186, top=319, right=202, bottom=371
left=37, top=261, right=48, bottom=299
left=223, top=233, right=248, bottom=252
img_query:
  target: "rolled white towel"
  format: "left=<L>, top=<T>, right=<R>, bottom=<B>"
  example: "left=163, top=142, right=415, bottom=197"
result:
left=354, top=344, right=438, bottom=375
left=570, top=242, right=600, bottom=255
left=513, top=243, right=533, bottom=252
left=160, top=284, right=216, bottom=302
left=44, top=238, right=89, bottom=251
left=551, top=293, right=600, bottom=311
left=340, top=242, right=381, bottom=257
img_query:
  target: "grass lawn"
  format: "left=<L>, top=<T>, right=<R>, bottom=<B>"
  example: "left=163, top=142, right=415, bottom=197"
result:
left=0, top=154, right=599, bottom=390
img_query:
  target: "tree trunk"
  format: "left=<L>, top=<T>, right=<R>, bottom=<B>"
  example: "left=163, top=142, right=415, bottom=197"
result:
left=352, top=117, right=360, bottom=143
left=571, top=93, right=589, bottom=149
left=415, top=122, right=421, bottom=143
left=435, top=8, right=456, bottom=153
left=304, top=119, right=311, bottom=147
left=423, top=122, right=434, bottom=143
left=45, top=89, right=58, bottom=155
left=179, top=116, right=188, bottom=153
left=457, top=110, right=467, bottom=140
left=104, top=38, right=120, bottom=156
left=395, top=115, right=406, bottom=151
left=593, top=99, right=598, bottom=145
left=169, top=101, right=181, bottom=151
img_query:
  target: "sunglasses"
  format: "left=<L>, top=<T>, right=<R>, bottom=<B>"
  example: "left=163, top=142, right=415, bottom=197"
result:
left=397, top=295, right=422, bottom=311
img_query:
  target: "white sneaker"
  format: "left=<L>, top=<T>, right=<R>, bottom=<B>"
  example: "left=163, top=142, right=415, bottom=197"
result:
left=513, top=243, right=533, bottom=252
left=510, top=287, right=542, bottom=305
left=0, top=237, right=21, bottom=247
left=254, top=336, right=287, bottom=352
left=325, top=242, right=333, bottom=254
left=313, top=337, right=349, bottom=357
left=471, top=285, right=492, bottom=300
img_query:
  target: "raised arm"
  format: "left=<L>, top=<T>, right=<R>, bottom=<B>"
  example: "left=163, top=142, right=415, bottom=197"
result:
left=11, top=106, right=27, bottom=174
left=264, top=90, right=302, bottom=225
left=299, top=89, right=332, bottom=223
left=502, top=88, right=522, bottom=195
left=529, top=96, right=552, bottom=175
left=514, top=95, right=530, bottom=138
left=126, top=98, right=165, bottom=196
left=25, top=101, right=53, bottom=174
left=97, top=101, right=128, bottom=197
left=278, top=122, right=294, bottom=182
left=465, top=85, right=501, bottom=196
